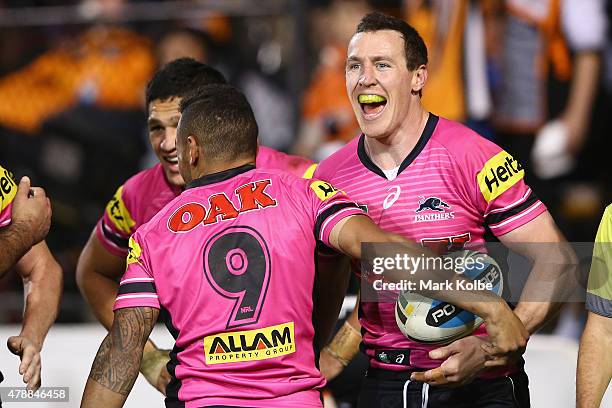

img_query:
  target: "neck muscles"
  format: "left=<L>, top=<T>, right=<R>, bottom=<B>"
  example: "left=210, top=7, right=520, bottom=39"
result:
left=365, top=108, right=428, bottom=170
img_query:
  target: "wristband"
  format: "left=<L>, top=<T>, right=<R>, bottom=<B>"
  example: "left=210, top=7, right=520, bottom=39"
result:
left=324, top=321, right=361, bottom=366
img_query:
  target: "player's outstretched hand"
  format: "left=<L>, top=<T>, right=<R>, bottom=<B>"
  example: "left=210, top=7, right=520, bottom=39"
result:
left=140, top=348, right=171, bottom=395
left=481, top=304, right=528, bottom=367
left=318, top=348, right=345, bottom=381
left=11, top=176, right=51, bottom=247
left=7, top=335, right=42, bottom=391
left=411, top=336, right=488, bottom=386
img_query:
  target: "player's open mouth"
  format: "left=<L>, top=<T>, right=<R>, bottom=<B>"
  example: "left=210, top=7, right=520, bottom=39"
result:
left=164, top=156, right=179, bottom=171
left=358, top=94, right=387, bottom=119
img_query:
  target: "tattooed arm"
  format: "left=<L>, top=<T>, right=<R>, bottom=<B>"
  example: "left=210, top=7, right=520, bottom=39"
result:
left=81, top=307, right=159, bottom=408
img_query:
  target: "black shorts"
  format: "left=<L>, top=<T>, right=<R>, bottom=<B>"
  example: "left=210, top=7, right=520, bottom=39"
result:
left=357, top=368, right=530, bottom=408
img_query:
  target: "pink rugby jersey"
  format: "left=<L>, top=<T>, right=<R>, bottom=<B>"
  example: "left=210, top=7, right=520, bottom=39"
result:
left=114, top=164, right=364, bottom=408
left=314, top=114, right=546, bottom=373
left=0, top=163, right=17, bottom=228
left=96, top=146, right=315, bottom=257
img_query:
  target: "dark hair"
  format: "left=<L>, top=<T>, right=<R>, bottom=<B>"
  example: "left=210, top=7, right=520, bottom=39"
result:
left=356, top=11, right=428, bottom=70
left=178, top=84, right=258, bottom=163
left=145, top=58, right=227, bottom=107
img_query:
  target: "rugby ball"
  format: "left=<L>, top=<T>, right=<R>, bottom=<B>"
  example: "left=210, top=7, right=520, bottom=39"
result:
left=395, top=250, right=503, bottom=344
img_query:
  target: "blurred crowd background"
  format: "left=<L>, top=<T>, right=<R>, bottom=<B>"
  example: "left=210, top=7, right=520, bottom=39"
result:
left=0, top=0, right=611, bottom=345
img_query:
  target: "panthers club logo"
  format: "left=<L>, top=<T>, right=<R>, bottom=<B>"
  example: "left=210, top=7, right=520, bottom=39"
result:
left=414, top=196, right=455, bottom=223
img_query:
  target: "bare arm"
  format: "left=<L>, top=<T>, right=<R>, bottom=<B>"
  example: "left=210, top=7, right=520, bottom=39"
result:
left=15, top=242, right=62, bottom=346
left=411, top=211, right=576, bottom=386
left=577, top=312, right=612, bottom=408
left=0, top=177, right=51, bottom=277
left=76, top=230, right=167, bottom=392
left=499, top=211, right=577, bottom=334
left=328, top=215, right=528, bottom=356
left=0, top=223, right=35, bottom=278
left=330, top=215, right=513, bottom=317
left=7, top=241, right=62, bottom=390
left=81, top=307, right=159, bottom=408
left=313, top=252, right=351, bottom=350
left=76, top=231, right=127, bottom=331
left=76, top=231, right=159, bottom=353
left=561, top=52, right=601, bottom=153
left=319, top=292, right=361, bottom=381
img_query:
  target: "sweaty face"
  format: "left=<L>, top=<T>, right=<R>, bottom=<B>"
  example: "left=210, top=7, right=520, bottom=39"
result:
left=148, top=98, right=184, bottom=186
left=346, top=30, right=414, bottom=140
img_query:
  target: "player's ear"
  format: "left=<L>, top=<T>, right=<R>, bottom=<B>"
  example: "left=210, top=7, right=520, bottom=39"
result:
left=187, top=135, right=199, bottom=166
left=411, top=64, right=427, bottom=95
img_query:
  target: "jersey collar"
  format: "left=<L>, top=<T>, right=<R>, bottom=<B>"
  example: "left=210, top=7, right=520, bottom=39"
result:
left=357, top=113, right=439, bottom=179
left=186, top=164, right=256, bottom=190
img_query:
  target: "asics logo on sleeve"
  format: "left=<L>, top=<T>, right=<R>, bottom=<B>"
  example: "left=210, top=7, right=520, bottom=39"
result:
left=382, top=186, right=401, bottom=209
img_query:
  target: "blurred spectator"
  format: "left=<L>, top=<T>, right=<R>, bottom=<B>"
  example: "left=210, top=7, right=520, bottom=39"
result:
left=490, top=0, right=607, bottom=341
left=228, top=15, right=298, bottom=151
left=156, top=29, right=208, bottom=65
left=404, top=0, right=468, bottom=122
left=402, top=0, right=501, bottom=138
left=0, top=25, right=154, bottom=134
left=293, top=0, right=370, bottom=161
left=493, top=0, right=606, bottom=184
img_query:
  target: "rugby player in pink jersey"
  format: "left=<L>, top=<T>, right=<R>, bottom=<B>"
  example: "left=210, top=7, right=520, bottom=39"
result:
left=316, top=12, right=576, bottom=408
left=0, top=165, right=62, bottom=393
left=76, top=58, right=315, bottom=394
left=81, top=84, right=528, bottom=408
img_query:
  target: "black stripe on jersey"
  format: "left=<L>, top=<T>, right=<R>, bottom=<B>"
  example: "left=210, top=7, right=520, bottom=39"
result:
left=485, top=191, right=540, bottom=227
left=357, top=113, right=439, bottom=179
left=160, top=306, right=185, bottom=408
left=101, top=220, right=129, bottom=249
left=316, top=240, right=339, bottom=256
left=314, top=202, right=360, bottom=243
left=186, top=164, right=255, bottom=190
left=117, top=282, right=156, bottom=295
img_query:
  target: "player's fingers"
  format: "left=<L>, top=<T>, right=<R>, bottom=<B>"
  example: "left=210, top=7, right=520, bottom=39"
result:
left=29, top=187, right=47, bottom=198
left=410, top=371, right=427, bottom=382
left=483, top=356, right=510, bottom=368
left=19, top=346, right=37, bottom=376
left=27, top=372, right=41, bottom=392
left=24, top=355, right=40, bottom=389
left=482, top=346, right=514, bottom=367
left=15, top=176, right=31, bottom=200
left=428, top=367, right=449, bottom=385
left=7, top=336, right=23, bottom=356
left=411, top=367, right=448, bottom=385
left=439, top=357, right=459, bottom=378
left=429, top=343, right=455, bottom=360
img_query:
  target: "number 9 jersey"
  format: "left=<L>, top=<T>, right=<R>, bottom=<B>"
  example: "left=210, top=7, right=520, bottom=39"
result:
left=113, top=164, right=365, bottom=408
